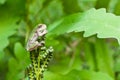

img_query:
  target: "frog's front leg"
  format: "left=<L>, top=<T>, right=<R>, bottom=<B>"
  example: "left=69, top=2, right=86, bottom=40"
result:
left=27, top=41, right=41, bottom=51
left=28, top=39, right=46, bottom=51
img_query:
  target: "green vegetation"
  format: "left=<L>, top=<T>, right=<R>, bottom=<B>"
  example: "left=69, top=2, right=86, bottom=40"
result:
left=0, top=0, right=120, bottom=80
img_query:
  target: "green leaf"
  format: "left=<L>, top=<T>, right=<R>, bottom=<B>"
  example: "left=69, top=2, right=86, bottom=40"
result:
left=47, top=8, right=120, bottom=44
left=44, top=70, right=113, bottom=80
left=78, top=0, right=97, bottom=11
left=84, top=41, right=96, bottom=70
left=49, top=52, right=82, bottom=74
left=0, top=51, right=4, bottom=61
left=7, top=42, right=30, bottom=80
left=0, top=19, right=17, bottom=52
left=27, top=0, right=64, bottom=26
left=37, top=0, right=64, bottom=24
left=108, top=0, right=119, bottom=12
left=61, top=0, right=82, bottom=14
left=0, top=0, right=25, bottom=52
left=113, top=0, right=120, bottom=15
left=94, top=39, right=114, bottom=77
left=0, top=0, right=6, bottom=4
left=114, top=59, right=120, bottom=72
left=14, top=42, right=30, bottom=66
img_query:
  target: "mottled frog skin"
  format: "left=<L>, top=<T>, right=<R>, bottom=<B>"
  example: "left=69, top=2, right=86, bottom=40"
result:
left=26, top=24, right=47, bottom=51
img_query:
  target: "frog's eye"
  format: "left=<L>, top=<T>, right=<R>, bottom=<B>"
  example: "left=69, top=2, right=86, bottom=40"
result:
left=38, top=25, right=42, bottom=28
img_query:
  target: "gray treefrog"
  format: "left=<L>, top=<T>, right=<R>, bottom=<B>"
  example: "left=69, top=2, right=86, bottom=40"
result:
left=26, top=24, right=47, bottom=51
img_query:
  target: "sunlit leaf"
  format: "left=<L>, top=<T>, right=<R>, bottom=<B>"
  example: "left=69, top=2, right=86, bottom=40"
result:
left=47, top=8, right=120, bottom=44
left=0, top=0, right=6, bottom=4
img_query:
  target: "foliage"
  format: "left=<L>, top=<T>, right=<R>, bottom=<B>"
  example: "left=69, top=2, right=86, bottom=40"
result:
left=44, top=70, right=113, bottom=80
left=0, top=0, right=120, bottom=80
left=47, top=8, right=120, bottom=44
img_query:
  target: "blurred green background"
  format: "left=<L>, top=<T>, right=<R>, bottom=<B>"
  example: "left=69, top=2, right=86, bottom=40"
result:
left=0, top=0, right=120, bottom=80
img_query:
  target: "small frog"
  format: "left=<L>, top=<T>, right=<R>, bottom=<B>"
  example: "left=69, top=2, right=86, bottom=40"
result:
left=26, top=24, right=47, bottom=51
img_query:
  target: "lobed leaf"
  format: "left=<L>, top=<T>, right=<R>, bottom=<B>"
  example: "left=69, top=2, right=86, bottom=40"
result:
left=47, top=8, right=120, bottom=44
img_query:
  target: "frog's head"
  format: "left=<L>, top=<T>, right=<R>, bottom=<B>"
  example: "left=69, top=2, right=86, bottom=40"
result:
left=37, top=24, right=47, bottom=36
